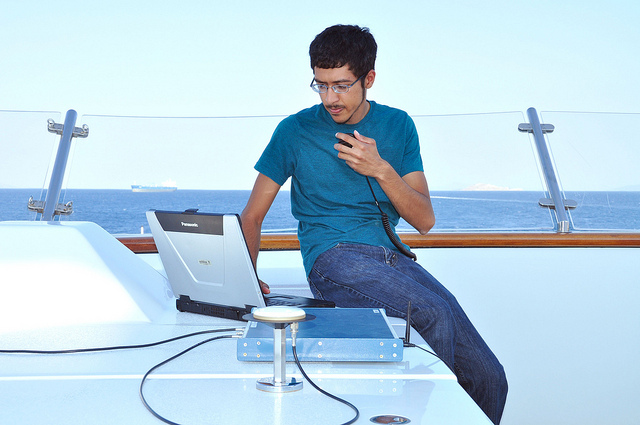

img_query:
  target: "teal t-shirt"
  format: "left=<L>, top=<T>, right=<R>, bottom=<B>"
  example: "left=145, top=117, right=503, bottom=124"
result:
left=255, top=101, right=424, bottom=276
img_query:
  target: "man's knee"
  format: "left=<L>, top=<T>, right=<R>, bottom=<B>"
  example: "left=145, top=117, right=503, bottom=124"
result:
left=491, top=362, right=508, bottom=398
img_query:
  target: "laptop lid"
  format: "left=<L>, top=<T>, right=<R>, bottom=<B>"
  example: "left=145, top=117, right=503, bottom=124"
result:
left=147, top=209, right=267, bottom=315
left=146, top=209, right=334, bottom=320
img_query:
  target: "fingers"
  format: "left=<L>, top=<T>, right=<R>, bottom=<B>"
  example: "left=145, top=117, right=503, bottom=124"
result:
left=353, top=129, right=368, bottom=143
left=335, top=132, right=355, bottom=148
left=334, top=132, right=386, bottom=178
left=334, top=132, right=370, bottom=153
left=334, top=131, right=377, bottom=161
left=259, top=280, right=271, bottom=294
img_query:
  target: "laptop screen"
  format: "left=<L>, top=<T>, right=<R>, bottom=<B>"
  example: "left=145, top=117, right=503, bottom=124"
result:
left=147, top=210, right=266, bottom=311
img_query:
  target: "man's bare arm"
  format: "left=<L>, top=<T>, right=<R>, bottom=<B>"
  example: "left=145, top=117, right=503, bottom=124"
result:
left=240, top=173, right=282, bottom=293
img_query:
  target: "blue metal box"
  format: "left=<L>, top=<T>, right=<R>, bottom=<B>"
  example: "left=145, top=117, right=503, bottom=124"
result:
left=237, top=308, right=403, bottom=362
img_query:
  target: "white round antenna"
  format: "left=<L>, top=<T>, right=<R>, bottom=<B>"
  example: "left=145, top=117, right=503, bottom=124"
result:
left=252, top=306, right=306, bottom=322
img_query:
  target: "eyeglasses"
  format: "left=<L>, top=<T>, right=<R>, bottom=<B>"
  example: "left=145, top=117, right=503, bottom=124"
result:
left=310, top=73, right=367, bottom=94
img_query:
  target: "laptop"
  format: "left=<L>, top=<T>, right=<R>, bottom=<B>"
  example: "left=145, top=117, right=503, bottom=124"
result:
left=146, top=209, right=334, bottom=320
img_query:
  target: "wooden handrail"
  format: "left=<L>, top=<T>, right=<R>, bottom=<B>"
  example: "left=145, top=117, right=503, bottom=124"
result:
left=117, top=232, right=640, bottom=254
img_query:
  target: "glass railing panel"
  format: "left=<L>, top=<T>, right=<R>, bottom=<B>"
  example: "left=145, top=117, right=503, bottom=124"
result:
left=70, top=115, right=285, bottom=190
left=8, top=111, right=634, bottom=234
left=540, top=111, right=640, bottom=231
left=409, top=112, right=555, bottom=231
left=62, top=114, right=290, bottom=234
left=0, top=110, right=62, bottom=221
left=52, top=112, right=557, bottom=234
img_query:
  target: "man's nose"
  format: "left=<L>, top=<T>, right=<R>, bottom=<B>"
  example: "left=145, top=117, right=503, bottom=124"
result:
left=324, top=88, right=340, bottom=103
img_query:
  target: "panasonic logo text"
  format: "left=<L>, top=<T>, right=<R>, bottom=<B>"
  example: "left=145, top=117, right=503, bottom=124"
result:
left=181, top=222, right=199, bottom=227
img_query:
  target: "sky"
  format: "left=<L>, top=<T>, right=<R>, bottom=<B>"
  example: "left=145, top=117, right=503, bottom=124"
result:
left=1, top=0, right=639, bottom=190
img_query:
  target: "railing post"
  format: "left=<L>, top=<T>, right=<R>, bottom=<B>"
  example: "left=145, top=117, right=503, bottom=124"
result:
left=39, top=109, right=89, bottom=221
left=519, top=107, right=572, bottom=233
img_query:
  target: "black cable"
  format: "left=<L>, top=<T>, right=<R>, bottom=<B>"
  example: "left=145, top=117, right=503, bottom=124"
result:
left=291, top=344, right=360, bottom=425
left=338, top=132, right=416, bottom=261
left=3, top=325, right=364, bottom=424
left=0, top=328, right=240, bottom=355
left=403, top=341, right=446, bottom=364
left=365, top=176, right=417, bottom=261
left=3, top=329, right=239, bottom=423
left=139, top=334, right=235, bottom=425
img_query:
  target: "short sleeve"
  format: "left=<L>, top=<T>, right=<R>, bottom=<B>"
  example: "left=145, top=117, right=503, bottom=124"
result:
left=400, top=115, right=423, bottom=177
left=254, top=116, right=299, bottom=186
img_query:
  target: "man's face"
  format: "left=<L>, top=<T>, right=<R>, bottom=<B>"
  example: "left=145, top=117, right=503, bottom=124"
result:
left=313, top=65, right=374, bottom=125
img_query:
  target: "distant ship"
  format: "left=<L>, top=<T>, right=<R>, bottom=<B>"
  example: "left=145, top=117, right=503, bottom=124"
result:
left=131, top=180, right=177, bottom=192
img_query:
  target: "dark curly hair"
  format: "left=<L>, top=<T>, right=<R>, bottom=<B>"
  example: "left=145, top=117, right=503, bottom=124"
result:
left=309, top=25, right=377, bottom=80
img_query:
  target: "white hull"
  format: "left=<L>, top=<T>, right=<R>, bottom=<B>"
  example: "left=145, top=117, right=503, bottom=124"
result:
left=131, top=185, right=177, bottom=193
left=131, top=188, right=177, bottom=192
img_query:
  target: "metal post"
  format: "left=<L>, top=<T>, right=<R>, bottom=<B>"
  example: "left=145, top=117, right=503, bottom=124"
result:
left=39, top=110, right=88, bottom=221
left=256, top=321, right=303, bottom=393
left=273, top=326, right=287, bottom=384
left=520, top=107, right=571, bottom=233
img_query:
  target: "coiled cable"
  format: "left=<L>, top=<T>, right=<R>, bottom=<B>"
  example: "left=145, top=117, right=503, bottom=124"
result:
left=365, top=176, right=417, bottom=261
left=338, top=132, right=416, bottom=261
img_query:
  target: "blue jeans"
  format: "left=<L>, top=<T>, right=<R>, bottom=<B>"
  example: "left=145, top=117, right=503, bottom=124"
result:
left=307, top=243, right=508, bottom=424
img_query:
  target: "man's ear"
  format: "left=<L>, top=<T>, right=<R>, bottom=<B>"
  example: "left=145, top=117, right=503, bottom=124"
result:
left=364, top=70, right=376, bottom=89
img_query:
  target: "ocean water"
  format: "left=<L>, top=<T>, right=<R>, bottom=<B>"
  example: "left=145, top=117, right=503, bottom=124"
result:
left=1, top=189, right=639, bottom=234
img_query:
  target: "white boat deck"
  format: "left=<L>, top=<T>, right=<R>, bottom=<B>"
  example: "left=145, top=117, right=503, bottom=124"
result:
left=1, top=322, right=485, bottom=424
left=0, top=221, right=491, bottom=424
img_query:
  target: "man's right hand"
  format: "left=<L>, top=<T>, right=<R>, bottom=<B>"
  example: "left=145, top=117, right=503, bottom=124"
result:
left=259, top=279, right=271, bottom=294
